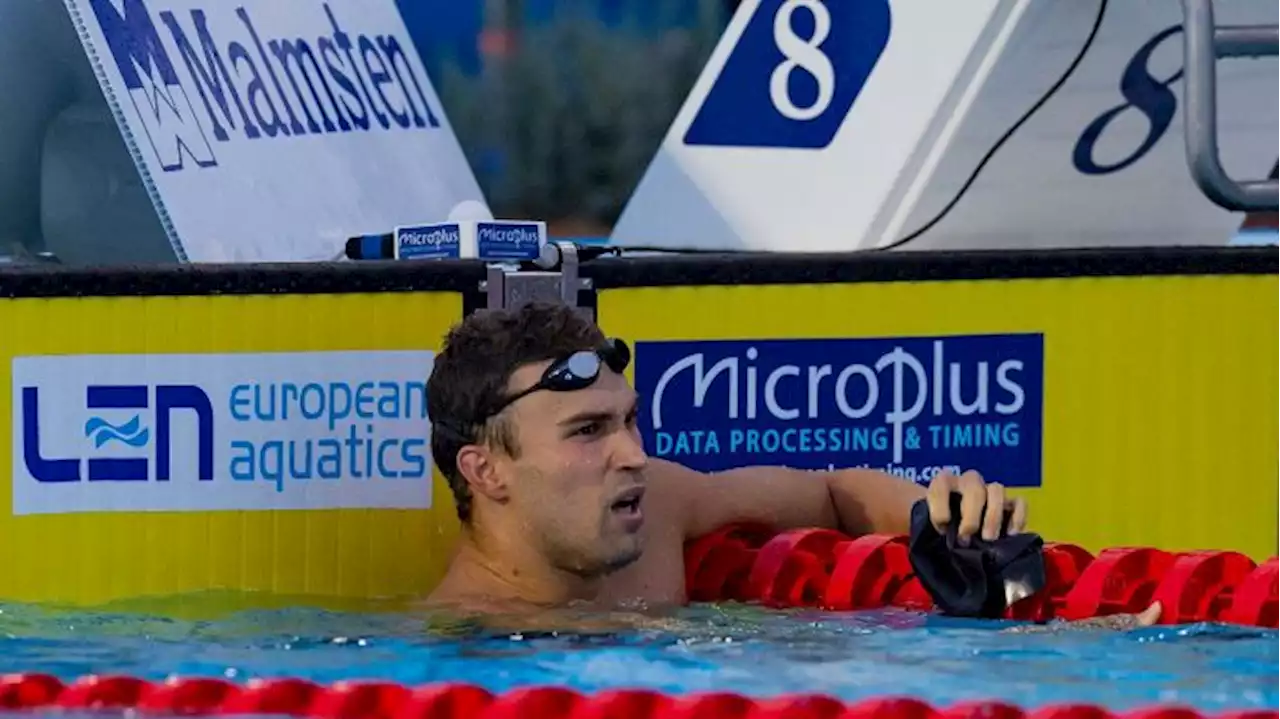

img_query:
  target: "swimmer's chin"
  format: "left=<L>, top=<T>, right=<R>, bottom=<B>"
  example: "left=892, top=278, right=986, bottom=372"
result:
left=1002, top=601, right=1163, bottom=634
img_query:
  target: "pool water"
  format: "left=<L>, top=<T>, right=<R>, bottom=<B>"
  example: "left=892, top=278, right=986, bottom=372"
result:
left=0, top=596, right=1275, bottom=712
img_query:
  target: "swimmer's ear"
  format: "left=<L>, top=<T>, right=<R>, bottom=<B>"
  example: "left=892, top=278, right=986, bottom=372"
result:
left=456, top=444, right=510, bottom=504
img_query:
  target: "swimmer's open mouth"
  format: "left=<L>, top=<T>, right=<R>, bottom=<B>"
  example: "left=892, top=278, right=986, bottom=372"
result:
left=609, top=487, right=644, bottom=514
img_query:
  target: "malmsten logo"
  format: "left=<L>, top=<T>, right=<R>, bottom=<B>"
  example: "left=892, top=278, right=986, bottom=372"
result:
left=88, top=0, right=441, bottom=172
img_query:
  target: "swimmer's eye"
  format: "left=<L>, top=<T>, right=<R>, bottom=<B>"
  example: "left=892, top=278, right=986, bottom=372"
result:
left=570, top=421, right=603, bottom=438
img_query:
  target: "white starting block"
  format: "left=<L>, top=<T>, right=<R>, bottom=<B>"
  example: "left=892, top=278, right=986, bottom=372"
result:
left=613, top=0, right=1278, bottom=253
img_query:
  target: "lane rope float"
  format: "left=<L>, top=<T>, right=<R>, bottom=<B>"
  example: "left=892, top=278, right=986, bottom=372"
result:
left=686, top=524, right=1278, bottom=627
left=1, top=674, right=1274, bottom=719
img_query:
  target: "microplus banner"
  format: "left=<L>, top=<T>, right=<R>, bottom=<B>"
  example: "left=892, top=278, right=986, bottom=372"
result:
left=63, top=0, right=490, bottom=262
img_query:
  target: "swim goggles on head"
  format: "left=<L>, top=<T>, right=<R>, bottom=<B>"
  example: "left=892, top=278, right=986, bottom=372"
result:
left=483, top=338, right=631, bottom=419
left=435, top=339, right=633, bottom=444
left=435, top=335, right=629, bottom=442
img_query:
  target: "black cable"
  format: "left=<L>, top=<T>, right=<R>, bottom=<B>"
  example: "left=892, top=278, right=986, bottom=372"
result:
left=879, top=0, right=1109, bottom=251
left=597, top=245, right=731, bottom=255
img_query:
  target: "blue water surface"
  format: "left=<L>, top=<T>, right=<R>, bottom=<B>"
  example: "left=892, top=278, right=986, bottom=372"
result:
left=0, top=598, right=1274, bottom=712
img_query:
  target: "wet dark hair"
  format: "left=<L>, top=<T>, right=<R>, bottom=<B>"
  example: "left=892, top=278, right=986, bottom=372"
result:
left=427, top=302, right=606, bottom=523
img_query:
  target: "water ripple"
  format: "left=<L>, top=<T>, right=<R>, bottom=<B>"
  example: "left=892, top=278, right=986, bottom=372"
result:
left=0, top=599, right=1274, bottom=711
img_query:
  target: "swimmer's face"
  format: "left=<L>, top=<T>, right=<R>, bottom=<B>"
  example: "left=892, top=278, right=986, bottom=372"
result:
left=492, top=359, right=648, bottom=578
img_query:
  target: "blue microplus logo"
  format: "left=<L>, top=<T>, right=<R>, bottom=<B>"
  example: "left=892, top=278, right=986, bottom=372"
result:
left=683, top=0, right=892, bottom=149
left=87, top=0, right=441, bottom=173
left=397, top=224, right=461, bottom=259
left=402, top=228, right=459, bottom=248
left=634, top=335, right=1045, bottom=486
left=476, top=222, right=542, bottom=260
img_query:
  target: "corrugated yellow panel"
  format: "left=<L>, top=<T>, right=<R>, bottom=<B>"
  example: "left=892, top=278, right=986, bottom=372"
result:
left=0, top=292, right=463, bottom=607
left=600, top=274, right=1278, bottom=561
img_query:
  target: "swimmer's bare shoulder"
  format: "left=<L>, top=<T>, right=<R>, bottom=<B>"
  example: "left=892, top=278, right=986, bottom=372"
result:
left=415, top=594, right=554, bottom=635
left=416, top=594, right=686, bottom=635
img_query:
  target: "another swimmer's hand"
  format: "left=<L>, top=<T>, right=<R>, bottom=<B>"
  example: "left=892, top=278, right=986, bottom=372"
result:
left=925, top=470, right=1028, bottom=546
left=1005, top=602, right=1163, bottom=633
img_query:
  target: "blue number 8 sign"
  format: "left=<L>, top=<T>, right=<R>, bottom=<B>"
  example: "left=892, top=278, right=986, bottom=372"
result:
left=683, top=0, right=892, bottom=150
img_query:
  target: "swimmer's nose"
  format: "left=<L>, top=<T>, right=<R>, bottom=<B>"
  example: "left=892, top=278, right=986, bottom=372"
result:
left=611, top=425, right=648, bottom=472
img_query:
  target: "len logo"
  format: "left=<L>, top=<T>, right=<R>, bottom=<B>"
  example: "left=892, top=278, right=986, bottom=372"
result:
left=22, top=384, right=215, bottom=482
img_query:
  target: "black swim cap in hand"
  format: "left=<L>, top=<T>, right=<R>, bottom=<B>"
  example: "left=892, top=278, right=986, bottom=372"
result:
left=907, top=493, right=1046, bottom=619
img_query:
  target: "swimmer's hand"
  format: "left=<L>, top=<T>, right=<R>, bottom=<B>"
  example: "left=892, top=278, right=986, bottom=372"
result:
left=1004, top=601, right=1163, bottom=633
left=925, top=470, right=1028, bottom=546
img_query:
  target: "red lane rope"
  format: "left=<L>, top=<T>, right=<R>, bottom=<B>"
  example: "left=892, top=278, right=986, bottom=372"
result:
left=0, top=674, right=1274, bottom=719
left=685, top=524, right=1279, bottom=627
left=0, top=528, right=1274, bottom=718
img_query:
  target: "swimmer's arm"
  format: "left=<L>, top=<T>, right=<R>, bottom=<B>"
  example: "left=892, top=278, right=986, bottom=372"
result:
left=657, top=459, right=925, bottom=540
left=661, top=461, right=1165, bottom=631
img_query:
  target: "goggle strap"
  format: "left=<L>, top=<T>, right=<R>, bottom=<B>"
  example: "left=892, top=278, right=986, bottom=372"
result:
left=432, top=418, right=476, bottom=445
left=600, top=338, right=631, bottom=373
left=446, top=338, right=631, bottom=435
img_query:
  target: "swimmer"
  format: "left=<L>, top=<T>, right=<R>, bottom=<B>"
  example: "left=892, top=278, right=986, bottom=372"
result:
left=423, top=302, right=1159, bottom=630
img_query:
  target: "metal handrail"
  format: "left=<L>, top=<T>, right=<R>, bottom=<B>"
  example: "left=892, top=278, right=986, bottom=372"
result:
left=1180, top=0, right=1279, bottom=212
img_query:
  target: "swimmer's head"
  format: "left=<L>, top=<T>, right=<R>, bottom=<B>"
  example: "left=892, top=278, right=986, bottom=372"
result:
left=428, top=302, right=648, bottom=578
